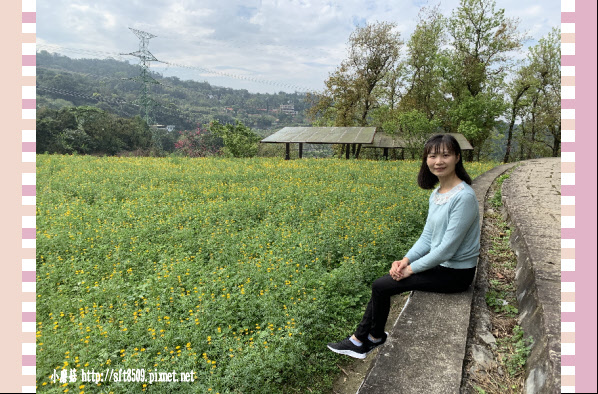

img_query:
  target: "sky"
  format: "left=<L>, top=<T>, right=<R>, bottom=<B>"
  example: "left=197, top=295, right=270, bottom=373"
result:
left=37, top=0, right=561, bottom=94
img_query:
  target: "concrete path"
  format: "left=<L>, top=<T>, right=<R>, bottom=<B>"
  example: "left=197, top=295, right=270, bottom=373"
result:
left=357, top=158, right=561, bottom=394
left=501, top=158, right=561, bottom=393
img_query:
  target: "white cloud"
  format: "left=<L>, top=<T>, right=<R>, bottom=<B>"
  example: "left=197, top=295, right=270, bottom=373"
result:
left=520, top=5, right=542, bottom=16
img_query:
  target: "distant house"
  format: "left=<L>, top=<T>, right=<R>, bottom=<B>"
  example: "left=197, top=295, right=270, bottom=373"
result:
left=279, top=104, right=298, bottom=116
left=152, top=124, right=176, bottom=132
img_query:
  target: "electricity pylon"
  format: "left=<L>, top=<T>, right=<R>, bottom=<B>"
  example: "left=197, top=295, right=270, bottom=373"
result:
left=122, top=28, right=161, bottom=144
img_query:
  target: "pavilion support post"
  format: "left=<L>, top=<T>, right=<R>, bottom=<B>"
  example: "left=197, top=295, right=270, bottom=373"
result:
left=355, top=144, right=362, bottom=159
left=384, top=147, right=389, bottom=160
left=299, top=143, right=303, bottom=159
left=345, top=144, right=350, bottom=159
left=285, top=143, right=290, bottom=160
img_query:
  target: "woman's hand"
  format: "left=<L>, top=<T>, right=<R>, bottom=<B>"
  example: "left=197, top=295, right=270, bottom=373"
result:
left=399, top=264, right=413, bottom=280
left=390, top=258, right=410, bottom=281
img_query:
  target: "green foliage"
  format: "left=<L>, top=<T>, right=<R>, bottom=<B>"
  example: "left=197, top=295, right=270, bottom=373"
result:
left=37, top=106, right=153, bottom=155
left=401, top=5, right=446, bottom=119
left=489, top=172, right=511, bottom=207
left=396, top=110, right=441, bottom=159
left=499, top=325, right=533, bottom=377
left=449, top=93, right=507, bottom=160
left=490, top=190, right=502, bottom=208
left=485, top=290, right=518, bottom=316
left=209, top=120, right=261, bottom=158
left=174, top=126, right=222, bottom=157
left=371, top=108, right=441, bottom=159
left=36, top=155, right=496, bottom=393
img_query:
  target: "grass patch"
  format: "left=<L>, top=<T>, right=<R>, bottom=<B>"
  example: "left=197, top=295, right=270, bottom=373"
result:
left=489, top=171, right=511, bottom=208
left=486, top=195, right=532, bottom=382
left=484, top=290, right=518, bottom=317
left=498, top=325, right=533, bottom=377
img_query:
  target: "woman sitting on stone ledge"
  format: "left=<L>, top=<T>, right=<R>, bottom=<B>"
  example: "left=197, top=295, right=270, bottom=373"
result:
left=327, top=134, right=481, bottom=359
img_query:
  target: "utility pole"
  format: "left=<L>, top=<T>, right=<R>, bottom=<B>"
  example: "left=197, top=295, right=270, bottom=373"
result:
left=122, top=28, right=161, bottom=147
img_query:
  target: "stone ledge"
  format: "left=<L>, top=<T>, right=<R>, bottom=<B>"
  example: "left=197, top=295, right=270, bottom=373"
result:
left=501, top=159, right=561, bottom=394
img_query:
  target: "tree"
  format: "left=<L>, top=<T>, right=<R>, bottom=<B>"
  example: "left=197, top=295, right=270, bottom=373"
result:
left=503, top=28, right=561, bottom=161
left=348, top=22, right=404, bottom=126
left=37, top=107, right=77, bottom=153
left=401, top=5, right=447, bottom=121
left=307, top=21, right=403, bottom=128
left=69, top=106, right=126, bottom=155
left=306, top=22, right=403, bottom=158
left=174, top=126, right=220, bottom=157
left=118, top=116, right=153, bottom=152
left=441, top=0, right=525, bottom=159
left=503, top=65, right=532, bottom=162
left=525, top=28, right=561, bottom=158
left=209, top=120, right=261, bottom=158
left=396, top=110, right=441, bottom=159
left=368, top=5, right=447, bottom=154
left=36, top=106, right=154, bottom=155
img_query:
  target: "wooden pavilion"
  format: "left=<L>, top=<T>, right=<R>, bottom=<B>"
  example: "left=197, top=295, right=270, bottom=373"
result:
left=260, top=127, right=473, bottom=160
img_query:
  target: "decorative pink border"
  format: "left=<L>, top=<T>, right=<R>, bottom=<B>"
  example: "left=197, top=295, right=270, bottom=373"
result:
left=21, top=0, right=37, bottom=392
left=560, top=4, right=576, bottom=390
left=561, top=1, right=598, bottom=393
left=4, top=0, right=596, bottom=392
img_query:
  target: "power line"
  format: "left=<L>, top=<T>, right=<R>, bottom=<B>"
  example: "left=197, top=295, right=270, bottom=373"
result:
left=36, top=85, right=138, bottom=118
left=36, top=44, right=129, bottom=61
left=36, top=43, right=314, bottom=93
left=157, top=60, right=310, bottom=93
left=36, top=64, right=180, bottom=92
left=37, top=84, right=202, bottom=126
left=36, top=66, right=131, bottom=83
left=36, top=85, right=134, bottom=106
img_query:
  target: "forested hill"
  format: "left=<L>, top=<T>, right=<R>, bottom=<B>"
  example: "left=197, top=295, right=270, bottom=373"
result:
left=36, top=50, right=310, bottom=134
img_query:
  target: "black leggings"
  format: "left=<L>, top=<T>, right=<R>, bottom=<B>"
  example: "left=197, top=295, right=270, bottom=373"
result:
left=354, top=265, right=476, bottom=342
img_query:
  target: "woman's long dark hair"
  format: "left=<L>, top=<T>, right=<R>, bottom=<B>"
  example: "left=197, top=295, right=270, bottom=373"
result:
left=417, top=134, right=472, bottom=189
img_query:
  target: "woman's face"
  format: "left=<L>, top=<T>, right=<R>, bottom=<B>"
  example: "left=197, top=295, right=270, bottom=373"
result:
left=426, top=145, right=460, bottom=179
